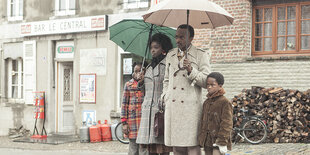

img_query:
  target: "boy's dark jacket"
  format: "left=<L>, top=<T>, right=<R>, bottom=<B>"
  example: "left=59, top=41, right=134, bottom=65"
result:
left=198, top=92, right=233, bottom=150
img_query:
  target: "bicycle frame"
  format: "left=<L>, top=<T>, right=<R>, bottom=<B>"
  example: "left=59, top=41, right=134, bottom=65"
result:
left=233, top=115, right=267, bottom=144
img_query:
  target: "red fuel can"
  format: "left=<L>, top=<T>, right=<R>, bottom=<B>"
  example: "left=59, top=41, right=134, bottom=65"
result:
left=101, top=120, right=112, bottom=141
left=89, top=123, right=101, bottom=143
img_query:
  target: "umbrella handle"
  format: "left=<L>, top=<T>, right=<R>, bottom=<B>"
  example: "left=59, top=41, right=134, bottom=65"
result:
left=185, top=9, right=189, bottom=59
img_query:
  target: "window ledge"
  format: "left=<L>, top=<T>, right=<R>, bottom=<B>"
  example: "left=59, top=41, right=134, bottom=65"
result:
left=3, top=101, right=28, bottom=107
left=8, top=16, right=23, bottom=22
left=6, top=98, right=25, bottom=104
left=54, top=10, right=76, bottom=17
left=246, top=55, right=310, bottom=61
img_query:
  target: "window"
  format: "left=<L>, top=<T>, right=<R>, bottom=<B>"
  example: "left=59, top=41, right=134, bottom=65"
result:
left=253, top=2, right=310, bottom=55
left=123, top=0, right=148, bottom=9
left=3, top=41, right=36, bottom=104
left=55, top=0, right=76, bottom=16
left=6, top=58, right=23, bottom=102
left=7, top=0, right=23, bottom=21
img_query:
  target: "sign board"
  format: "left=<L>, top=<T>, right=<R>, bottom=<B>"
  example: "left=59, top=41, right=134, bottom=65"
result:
left=79, top=74, right=96, bottom=103
left=80, top=48, right=107, bottom=75
left=58, top=46, right=74, bottom=53
left=56, top=41, right=74, bottom=59
left=21, top=15, right=107, bottom=36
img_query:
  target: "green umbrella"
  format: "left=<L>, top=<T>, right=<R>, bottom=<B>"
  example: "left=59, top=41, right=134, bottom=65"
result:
left=109, top=19, right=177, bottom=59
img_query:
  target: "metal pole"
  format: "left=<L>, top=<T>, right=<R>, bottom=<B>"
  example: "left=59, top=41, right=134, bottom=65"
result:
left=185, top=9, right=189, bottom=59
left=142, top=24, right=154, bottom=71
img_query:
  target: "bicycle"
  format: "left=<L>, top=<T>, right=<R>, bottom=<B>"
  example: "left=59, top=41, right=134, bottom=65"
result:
left=232, top=108, right=268, bottom=144
left=115, top=122, right=129, bottom=144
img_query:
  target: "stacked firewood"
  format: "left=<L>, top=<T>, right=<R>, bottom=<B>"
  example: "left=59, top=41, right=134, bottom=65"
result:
left=232, top=86, right=310, bottom=143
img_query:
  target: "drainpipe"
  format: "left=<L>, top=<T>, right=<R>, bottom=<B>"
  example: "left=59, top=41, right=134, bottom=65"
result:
left=0, top=45, right=3, bottom=101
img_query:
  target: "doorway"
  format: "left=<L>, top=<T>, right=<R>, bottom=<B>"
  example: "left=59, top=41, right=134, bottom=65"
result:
left=56, top=62, right=75, bottom=133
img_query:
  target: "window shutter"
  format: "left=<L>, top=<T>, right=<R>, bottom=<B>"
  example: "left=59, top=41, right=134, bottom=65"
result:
left=23, top=41, right=36, bottom=104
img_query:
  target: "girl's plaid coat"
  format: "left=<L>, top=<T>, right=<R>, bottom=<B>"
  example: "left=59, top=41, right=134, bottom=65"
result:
left=121, top=79, right=144, bottom=139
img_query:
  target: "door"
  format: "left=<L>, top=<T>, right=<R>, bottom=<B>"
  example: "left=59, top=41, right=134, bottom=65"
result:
left=56, top=62, right=75, bottom=133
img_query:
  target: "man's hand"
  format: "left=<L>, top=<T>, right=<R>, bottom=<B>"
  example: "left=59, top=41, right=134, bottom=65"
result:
left=213, top=143, right=228, bottom=154
left=122, top=124, right=129, bottom=137
left=183, top=58, right=192, bottom=74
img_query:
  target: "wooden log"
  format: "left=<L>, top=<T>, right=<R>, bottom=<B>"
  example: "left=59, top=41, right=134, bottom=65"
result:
left=232, top=87, right=310, bottom=143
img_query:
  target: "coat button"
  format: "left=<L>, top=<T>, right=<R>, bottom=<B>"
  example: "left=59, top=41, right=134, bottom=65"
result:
left=181, top=88, right=184, bottom=90
left=174, top=73, right=177, bottom=77
left=181, top=101, right=184, bottom=103
left=172, top=99, right=176, bottom=102
left=173, top=87, right=176, bottom=89
left=183, top=74, right=186, bottom=77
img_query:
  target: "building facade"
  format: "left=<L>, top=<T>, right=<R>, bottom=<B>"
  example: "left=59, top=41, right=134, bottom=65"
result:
left=0, top=0, right=152, bottom=136
left=0, top=0, right=309, bottom=136
left=193, top=0, right=310, bottom=99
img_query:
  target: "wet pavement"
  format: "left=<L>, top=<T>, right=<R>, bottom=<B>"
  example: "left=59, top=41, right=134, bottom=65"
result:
left=228, top=143, right=309, bottom=155
left=0, top=136, right=309, bottom=155
left=13, top=135, right=79, bottom=145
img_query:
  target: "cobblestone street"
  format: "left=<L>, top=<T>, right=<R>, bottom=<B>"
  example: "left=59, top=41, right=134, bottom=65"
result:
left=0, top=137, right=309, bottom=155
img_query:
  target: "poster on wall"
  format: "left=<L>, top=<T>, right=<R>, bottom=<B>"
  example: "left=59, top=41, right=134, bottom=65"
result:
left=82, top=110, right=96, bottom=127
left=123, top=58, right=132, bottom=75
left=79, top=74, right=96, bottom=103
left=80, top=48, right=107, bottom=75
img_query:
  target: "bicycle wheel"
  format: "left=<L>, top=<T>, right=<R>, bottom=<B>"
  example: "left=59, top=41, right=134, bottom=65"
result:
left=241, top=119, right=267, bottom=144
left=115, top=122, right=129, bottom=144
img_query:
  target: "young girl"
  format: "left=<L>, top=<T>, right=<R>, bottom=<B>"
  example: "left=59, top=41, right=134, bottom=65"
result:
left=121, top=62, right=145, bottom=155
left=198, top=72, right=233, bottom=155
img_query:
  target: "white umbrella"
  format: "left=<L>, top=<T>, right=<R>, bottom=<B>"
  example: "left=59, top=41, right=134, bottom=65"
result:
left=143, top=0, right=234, bottom=70
left=143, top=0, right=234, bottom=29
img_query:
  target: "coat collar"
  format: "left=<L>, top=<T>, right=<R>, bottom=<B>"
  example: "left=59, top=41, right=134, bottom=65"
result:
left=146, top=57, right=166, bottom=70
left=144, top=58, right=166, bottom=79
left=170, top=45, right=197, bottom=58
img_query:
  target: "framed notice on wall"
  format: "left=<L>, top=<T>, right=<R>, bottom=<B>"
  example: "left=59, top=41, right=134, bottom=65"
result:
left=79, top=74, right=96, bottom=103
left=82, top=110, right=96, bottom=127
left=123, top=58, right=132, bottom=75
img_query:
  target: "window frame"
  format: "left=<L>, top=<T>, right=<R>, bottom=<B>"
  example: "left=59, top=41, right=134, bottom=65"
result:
left=123, top=0, right=149, bottom=9
left=55, top=0, right=76, bottom=16
left=6, top=58, right=24, bottom=103
left=252, top=2, right=310, bottom=56
left=7, top=0, right=23, bottom=21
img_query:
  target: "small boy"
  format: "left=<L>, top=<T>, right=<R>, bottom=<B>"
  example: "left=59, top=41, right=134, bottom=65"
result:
left=121, top=62, right=144, bottom=155
left=198, top=72, right=233, bottom=155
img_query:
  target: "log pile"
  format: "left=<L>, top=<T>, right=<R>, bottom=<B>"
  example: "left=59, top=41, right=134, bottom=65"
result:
left=232, top=86, right=310, bottom=143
